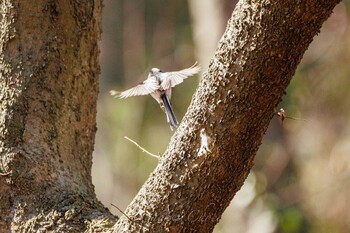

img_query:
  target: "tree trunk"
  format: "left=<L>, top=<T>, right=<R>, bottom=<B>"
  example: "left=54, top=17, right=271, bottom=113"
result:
left=0, top=0, right=342, bottom=232
left=0, top=1, right=115, bottom=232
left=188, top=0, right=225, bottom=68
left=114, top=0, right=340, bottom=232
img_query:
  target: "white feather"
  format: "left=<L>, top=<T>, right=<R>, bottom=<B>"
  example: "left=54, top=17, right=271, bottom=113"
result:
left=160, top=62, right=200, bottom=90
left=110, top=76, right=159, bottom=99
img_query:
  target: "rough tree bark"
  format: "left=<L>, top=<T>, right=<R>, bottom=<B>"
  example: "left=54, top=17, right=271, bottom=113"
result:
left=0, top=0, right=341, bottom=233
left=114, top=0, right=341, bottom=232
left=0, top=1, right=116, bottom=232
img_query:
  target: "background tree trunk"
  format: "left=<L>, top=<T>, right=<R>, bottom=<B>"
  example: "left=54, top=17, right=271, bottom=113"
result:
left=114, top=0, right=341, bottom=232
left=188, top=0, right=225, bottom=69
left=0, top=1, right=115, bottom=232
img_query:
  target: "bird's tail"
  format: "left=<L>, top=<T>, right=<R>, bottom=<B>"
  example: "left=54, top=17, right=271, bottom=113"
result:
left=161, top=94, right=178, bottom=130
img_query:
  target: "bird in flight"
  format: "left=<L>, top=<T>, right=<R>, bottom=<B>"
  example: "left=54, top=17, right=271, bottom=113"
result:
left=110, top=62, right=200, bottom=130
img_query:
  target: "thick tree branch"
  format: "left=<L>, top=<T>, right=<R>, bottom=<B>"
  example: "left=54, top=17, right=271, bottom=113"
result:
left=114, top=0, right=340, bottom=232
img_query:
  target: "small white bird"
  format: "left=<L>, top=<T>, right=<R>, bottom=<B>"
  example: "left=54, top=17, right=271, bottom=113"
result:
left=110, top=62, right=200, bottom=130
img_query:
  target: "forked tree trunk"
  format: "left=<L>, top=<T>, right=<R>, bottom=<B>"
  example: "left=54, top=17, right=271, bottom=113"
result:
left=114, top=0, right=340, bottom=232
left=0, top=0, right=341, bottom=232
left=0, top=1, right=115, bottom=232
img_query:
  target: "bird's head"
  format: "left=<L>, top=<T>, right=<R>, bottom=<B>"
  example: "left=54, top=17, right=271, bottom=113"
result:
left=150, top=68, right=162, bottom=74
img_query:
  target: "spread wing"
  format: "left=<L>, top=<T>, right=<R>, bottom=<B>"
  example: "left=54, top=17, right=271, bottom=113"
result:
left=110, top=76, right=159, bottom=99
left=161, top=62, right=200, bottom=90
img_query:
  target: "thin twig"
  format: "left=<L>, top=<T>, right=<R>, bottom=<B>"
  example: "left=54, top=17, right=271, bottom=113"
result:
left=285, top=116, right=307, bottom=122
left=276, top=108, right=307, bottom=123
left=111, top=203, right=133, bottom=222
left=124, top=136, right=160, bottom=159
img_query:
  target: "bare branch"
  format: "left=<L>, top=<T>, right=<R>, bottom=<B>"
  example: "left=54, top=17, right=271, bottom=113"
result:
left=124, top=136, right=160, bottom=159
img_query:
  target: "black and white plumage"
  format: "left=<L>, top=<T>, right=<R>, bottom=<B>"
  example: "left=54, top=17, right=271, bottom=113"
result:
left=110, top=62, right=200, bottom=130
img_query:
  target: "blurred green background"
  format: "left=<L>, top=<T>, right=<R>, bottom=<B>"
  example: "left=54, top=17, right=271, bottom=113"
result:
left=93, top=1, right=350, bottom=232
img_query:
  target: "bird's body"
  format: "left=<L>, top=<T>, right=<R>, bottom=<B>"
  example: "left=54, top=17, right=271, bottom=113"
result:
left=110, top=63, right=200, bottom=130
